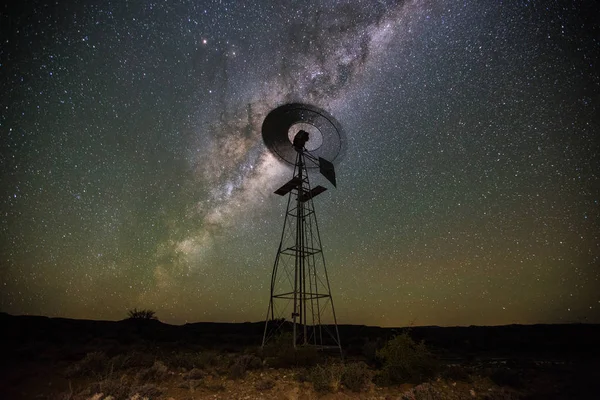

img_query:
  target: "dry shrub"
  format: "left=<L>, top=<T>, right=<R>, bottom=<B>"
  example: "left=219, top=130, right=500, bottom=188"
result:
left=262, top=332, right=320, bottom=366
left=488, top=368, right=524, bottom=388
left=294, top=346, right=320, bottom=367
left=84, top=377, right=162, bottom=400
left=484, top=387, right=521, bottom=400
left=310, top=364, right=333, bottom=392
left=262, top=332, right=293, bottom=358
left=342, top=362, right=371, bottom=392
left=132, top=383, right=162, bottom=398
left=362, top=338, right=385, bottom=364
left=116, top=351, right=155, bottom=369
left=442, top=364, right=472, bottom=382
left=85, top=376, right=131, bottom=399
left=203, top=382, right=226, bottom=392
left=135, top=360, right=168, bottom=383
left=227, top=358, right=246, bottom=380
left=167, top=351, right=219, bottom=370
left=178, top=379, right=202, bottom=391
left=183, top=368, right=206, bottom=380
left=255, top=378, right=275, bottom=391
left=227, top=354, right=262, bottom=379
left=295, top=367, right=311, bottom=383
left=65, top=352, right=110, bottom=378
left=399, top=382, right=438, bottom=400
left=308, top=363, right=344, bottom=393
left=266, top=345, right=320, bottom=368
left=376, top=332, right=439, bottom=385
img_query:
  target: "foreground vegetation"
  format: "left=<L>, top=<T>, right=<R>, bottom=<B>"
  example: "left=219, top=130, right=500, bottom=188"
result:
left=3, top=313, right=597, bottom=399
left=51, top=331, right=524, bottom=400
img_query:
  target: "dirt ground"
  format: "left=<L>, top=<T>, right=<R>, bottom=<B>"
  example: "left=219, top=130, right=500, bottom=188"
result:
left=2, top=358, right=525, bottom=400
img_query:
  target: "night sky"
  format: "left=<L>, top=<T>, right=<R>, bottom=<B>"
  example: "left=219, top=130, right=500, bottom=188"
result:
left=1, top=0, right=599, bottom=327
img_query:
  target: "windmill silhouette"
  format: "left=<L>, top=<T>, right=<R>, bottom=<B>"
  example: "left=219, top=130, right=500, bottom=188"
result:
left=261, top=103, right=345, bottom=354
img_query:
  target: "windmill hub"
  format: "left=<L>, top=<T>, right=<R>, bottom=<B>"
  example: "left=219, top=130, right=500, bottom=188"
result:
left=292, top=130, right=309, bottom=151
left=288, top=123, right=323, bottom=151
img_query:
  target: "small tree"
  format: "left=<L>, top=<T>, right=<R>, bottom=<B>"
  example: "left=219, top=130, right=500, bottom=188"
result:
left=127, top=308, right=157, bottom=320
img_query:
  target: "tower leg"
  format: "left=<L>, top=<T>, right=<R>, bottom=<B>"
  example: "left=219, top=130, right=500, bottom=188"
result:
left=262, top=151, right=342, bottom=354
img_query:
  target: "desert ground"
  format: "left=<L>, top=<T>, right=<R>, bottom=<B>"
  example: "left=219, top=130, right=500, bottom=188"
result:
left=1, top=312, right=599, bottom=399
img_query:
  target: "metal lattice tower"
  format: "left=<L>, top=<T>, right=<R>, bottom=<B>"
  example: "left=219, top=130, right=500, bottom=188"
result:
left=261, top=105, right=344, bottom=354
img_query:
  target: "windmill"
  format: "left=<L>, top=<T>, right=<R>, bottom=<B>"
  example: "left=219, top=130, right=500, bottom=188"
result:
left=261, top=103, right=345, bottom=354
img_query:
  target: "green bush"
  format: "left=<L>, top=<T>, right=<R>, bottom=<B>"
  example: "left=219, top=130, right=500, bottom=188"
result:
left=376, top=332, right=439, bottom=384
left=342, top=362, right=371, bottom=392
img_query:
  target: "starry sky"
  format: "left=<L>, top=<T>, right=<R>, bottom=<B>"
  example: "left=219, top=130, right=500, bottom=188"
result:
left=1, top=0, right=599, bottom=327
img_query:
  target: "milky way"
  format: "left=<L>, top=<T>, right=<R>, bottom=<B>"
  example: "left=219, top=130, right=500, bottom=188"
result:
left=1, top=0, right=598, bottom=325
left=171, top=1, right=415, bottom=290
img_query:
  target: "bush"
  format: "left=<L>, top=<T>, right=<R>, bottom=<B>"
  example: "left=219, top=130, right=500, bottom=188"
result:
left=227, top=358, right=247, bottom=380
left=399, top=382, right=438, bottom=400
left=166, top=350, right=220, bottom=370
left=131, top=383, right=162, bottom=398
left=255, top=378, right=275, bottom=391
left=308, top=363, right=344, bottom=393
left=295, top=368, right=311, bottom=383
left=442, top=364, right=472, bottom=382
left=488, top=368, right=524, bottom=388
left=376, top=332, right=439, bottom=384
left=342, top=362, right=371, bottom=392
left=127, top=308, right=157, bottom=320
left=294, top=346, right=320, bottom=367
left=183, top=368, right=206, bottom=380
left=65, top=352, right=110, bottom=378
left=310, top=364, right=334, bottom=392
left=135, top=360, right=169, bottom=383
left=88, top=377, right=131, bottom=399
left=362, top=338, right=385, bottom=365
left=203, top=382, right=226, bottom=392
left=85, top=377, right=162, bottom=399
left=266, top=345, right=320, bottom=368
left=261, top=332, right=294, bottom=358
left=227, top=354, right=263, bottom=379
left=113, top=351, right=155, bottom=369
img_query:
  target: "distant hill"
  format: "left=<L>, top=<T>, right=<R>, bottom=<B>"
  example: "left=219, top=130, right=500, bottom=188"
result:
left=1, top=312, right=598, bottom=360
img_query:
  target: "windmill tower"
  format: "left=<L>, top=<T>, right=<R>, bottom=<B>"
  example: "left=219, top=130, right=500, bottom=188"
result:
left=261, top=104, right=345, bottom=354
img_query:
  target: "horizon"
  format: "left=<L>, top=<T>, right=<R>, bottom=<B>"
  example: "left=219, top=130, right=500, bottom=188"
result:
left=2, top=311, right=598, bottom=329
